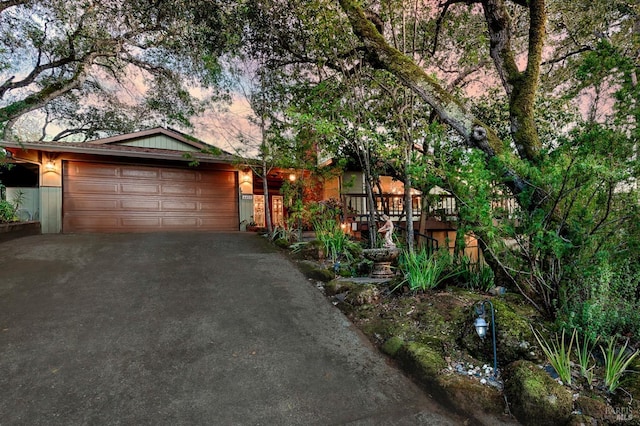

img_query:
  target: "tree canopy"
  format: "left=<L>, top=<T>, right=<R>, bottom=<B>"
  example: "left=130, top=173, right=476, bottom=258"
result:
left=235, top=0, right=639, bottom=327
left=0, top=0, right=242, bottom=140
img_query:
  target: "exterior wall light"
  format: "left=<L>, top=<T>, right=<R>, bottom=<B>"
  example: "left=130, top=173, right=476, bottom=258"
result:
left=242, top=172, right=251, bottom=183
left=288, top=173, right=296, bottom=182
left=474, top=300, right=498, bottom=378
left=45, top=159, right=56, bottom=171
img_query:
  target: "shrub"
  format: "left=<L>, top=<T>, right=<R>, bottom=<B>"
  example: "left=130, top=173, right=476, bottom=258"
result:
left=600, top=337, right=639, bottom=393
left=533, top=327, right=575, bottom=386
left=0, top=199, right=17, bottom=223
left=456, top=256, right=495, bottom=291
left=559, top=257, right=640, bottom=343
left=313, top=219, right=354, bottom=264
left=397, top=248, right=462, bottom=291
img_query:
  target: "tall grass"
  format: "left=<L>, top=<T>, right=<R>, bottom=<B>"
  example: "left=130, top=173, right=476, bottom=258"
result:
left=533, top=328, right=574, bottom=385
left=600, top=337, right=639, bottom=393
left=313, top=219, right=352, bottom=264
left=575, top=332, right=597, bottom=386
left=398, top=248, right=460, bottom=291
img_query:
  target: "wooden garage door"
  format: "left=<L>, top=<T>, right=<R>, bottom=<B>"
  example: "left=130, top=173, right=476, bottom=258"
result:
left=63, top=161, right=237, bottom=233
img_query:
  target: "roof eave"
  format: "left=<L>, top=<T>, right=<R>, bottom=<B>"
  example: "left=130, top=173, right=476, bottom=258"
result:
left=1, top=141, right=234, bottom=165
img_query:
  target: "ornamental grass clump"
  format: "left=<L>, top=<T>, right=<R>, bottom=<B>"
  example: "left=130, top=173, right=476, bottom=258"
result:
left=398, top=248, right=460, bottom=291
left=575, top=332, right=598, bottom=386
left=313, top=219, right=352, bottom=264
left=600, top=337, right=639, bottom=393
left=533, top=327, right=574, bottom=386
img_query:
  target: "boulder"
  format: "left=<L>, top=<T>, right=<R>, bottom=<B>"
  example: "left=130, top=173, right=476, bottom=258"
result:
left=296, top=260, right=335, bottom=282
left=503, top=360, right=573, bottom=426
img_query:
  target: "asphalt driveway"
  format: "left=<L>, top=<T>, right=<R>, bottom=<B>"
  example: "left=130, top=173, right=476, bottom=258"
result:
left=0, top=232, right=463, bottom=425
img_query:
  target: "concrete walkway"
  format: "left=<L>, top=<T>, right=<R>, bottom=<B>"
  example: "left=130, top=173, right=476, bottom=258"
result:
left=0, top=233, right=464, bottom=425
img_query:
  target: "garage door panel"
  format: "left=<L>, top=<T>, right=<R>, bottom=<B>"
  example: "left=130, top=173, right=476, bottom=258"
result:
left=67, top=181, right=120, bottom=194
left=66, top=199, right=120, bottom=210
left=68, top=163, right=119, bottom=178
left=64, top=161, right=237, bottom=233
left=200, top=201, right=235, bottom=212
left=162, top=217, right=199, bottom=227
left=118, top=218, right=161, bottom=229
left=199, top=186, right=234, bottom=197
left=162, top=201, right=198, bottom=211
left=121, top=168, right=160, bottom=179
left=161, top=170, right=197, bottom=181
left=65, top=216, right=120, bottom=230
left=120, top=183, right=160, bottom=195
left=162, top=185, right=197, bottom=196
left=121, top=199, right=161, bottom=210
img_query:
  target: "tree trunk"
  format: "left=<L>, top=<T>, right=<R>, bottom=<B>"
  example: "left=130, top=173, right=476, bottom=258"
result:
left=337, top=0, right=542, bottom=207
left=403, top=149, right=414, bottom=251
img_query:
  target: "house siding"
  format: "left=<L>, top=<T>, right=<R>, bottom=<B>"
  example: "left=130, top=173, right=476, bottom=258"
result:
left=40, top=186, right=62, bottom=233
left=119, top=135, right=200, bottom=151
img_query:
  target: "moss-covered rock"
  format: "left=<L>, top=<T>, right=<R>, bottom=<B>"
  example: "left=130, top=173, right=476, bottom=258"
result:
left=396, top=340, right=447, bottom=383
left=391, top=338, right=509, bottom=423
left=296, top=260, right=335, bottom=282
left=381, top=336, right=404, bottom=357
left=345, top=284, right=380, bottom=306
left=459, top=296, right=541, bottom=366
left=324, top=279, right=381, bottom=306
left=436, top=374, right=507, bottom=420
left=273, top=237, right=291, bottom=249
left=290, top=240, right=325, bottom=260
left=504, top=360, right=573, bottom=426
left=574, top=395, right=611, bottom=423
left=324, top=279, right=353, bottom=296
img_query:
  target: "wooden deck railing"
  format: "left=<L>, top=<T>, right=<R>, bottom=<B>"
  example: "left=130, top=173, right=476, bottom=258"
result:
left=342, top=192, right=518, bottom=225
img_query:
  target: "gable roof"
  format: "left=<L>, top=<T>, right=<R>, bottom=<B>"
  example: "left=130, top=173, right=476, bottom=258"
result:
left=87, top=127, right=210, bottom=151
left=1, top=128, right=237, bottom=165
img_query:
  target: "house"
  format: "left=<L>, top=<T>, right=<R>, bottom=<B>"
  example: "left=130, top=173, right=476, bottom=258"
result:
left=1, top=128, right=259, bottom=233
left=321, top=168, right=487, bottom=261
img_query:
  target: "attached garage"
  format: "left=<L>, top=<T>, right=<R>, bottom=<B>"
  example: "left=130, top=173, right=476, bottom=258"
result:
left=2, top=127, right=253, bottom=234
left=63, top=161, right=237, bottom=232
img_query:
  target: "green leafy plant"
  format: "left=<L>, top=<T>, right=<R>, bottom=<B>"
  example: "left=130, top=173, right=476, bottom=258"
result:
left=575, top=331, right=598, bottom=386
left=457, top=256, right=495, bottom=291
left=600, top=337, right=639, bottom=393
left=533, top=327, right=574, bottom=385
left=313, top=219, right=352, bottom=263
left=270, top=225, right=298, bottom=244
left=0, top=199, right=17, bottom=223
left=397, top=248, right=460, bottom=291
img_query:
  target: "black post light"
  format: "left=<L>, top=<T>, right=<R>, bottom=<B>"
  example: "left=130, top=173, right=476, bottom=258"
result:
left=474, top=300, right=498, bottom=378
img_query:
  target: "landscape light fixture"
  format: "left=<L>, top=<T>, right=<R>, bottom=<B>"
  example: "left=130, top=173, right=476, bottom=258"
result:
left=474, top=300, right=498, bottom=378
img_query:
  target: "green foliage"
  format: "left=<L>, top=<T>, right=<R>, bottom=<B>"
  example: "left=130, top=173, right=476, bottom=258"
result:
left=575, top=332, right=598, bottom=386
left=312, top=219, right=354, bottom=264
left=0, top=199, right=17, bottom=223
left=533, top=328, right=575, bottom=386
left=533, top=327, right=639, bottom=394
left=397, top=248, right=461, bottom=292
left=269, top=225, right=298, bottom=244
left=600, top=337, right=639, bottom=393
left=456, top=256, right=495, bottom=292
left=0, top=188, right=24, bottom=223
left=559, top=257, right=640, bottom=343
left=1, top=0, right=243, bottom=139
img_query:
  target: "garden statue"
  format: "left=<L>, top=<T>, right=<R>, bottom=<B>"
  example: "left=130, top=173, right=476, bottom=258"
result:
left=378, top=214, right=395, bottom=248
